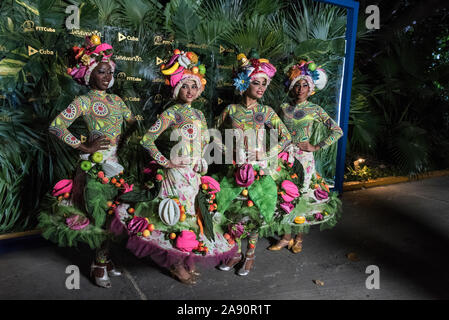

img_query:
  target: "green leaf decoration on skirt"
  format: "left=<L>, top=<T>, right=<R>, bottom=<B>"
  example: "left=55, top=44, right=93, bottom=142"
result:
left=215, top=176, right=243, bottom=213
left=84, top=176, right=118, bottom=227
left=248, top=175, right=277, bottom=223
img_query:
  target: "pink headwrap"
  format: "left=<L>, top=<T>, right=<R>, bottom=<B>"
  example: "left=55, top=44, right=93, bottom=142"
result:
left=67, top=36, right=115, bottom=87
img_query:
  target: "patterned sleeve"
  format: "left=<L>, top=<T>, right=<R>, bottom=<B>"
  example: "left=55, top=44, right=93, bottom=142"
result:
left=215, top=105, right=231, bottom=129
left=213, top=105, right=231, bottom=152
left=198, top=110, right=210, bottom=150
left=265, top=106, right=292, bottom=153
left=315, top=105, right=343, bottom=149
left=114, top=95, right=135, bottom=122
left=279, top=102, right=289, bottom=113
left=48, top=96, right=87, bottom=149
left=140, top=107, right=176, bottom=167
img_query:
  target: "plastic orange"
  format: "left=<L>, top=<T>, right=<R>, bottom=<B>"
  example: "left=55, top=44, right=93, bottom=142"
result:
left=294, top=216, right=306, bottom=224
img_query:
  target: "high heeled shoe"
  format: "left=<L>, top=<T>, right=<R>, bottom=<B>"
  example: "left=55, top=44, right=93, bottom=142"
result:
left=170, top=266, right=197, bottom=285
left=237, top=253, right=255, bottom=276
left=291, top=237, right=303, bottom=254
left=90, top=263, right=111, bottom=288
left=218, top=253, right=242, bottom=271
left=105, top=259, right=122, bottom=277
left=268, top=238, right=294, bottom=251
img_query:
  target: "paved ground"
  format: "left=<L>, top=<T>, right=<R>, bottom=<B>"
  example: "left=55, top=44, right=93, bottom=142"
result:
left=1, top=176, right=449, bottom=300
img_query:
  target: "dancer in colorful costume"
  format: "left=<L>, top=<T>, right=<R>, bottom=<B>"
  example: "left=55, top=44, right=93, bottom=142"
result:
left=38, top=35, right=135, bottom=288
left=215, top=50, right=292, bottom=276
left=110, top=49, right=237, bottom=285
left=268, top=60, right=343, bottom=253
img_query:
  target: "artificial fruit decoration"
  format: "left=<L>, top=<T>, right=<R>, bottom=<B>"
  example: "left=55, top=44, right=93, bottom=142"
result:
left=80, top=160, right=92, bottom=171
left=91, top=152, right=103, bottom=163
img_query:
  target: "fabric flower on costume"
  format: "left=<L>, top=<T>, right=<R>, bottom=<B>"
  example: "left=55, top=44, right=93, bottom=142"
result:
left=314, top=188, right=329, bottom=200
left=175, top=230, right=199, bottom=252
left=123, top=183, right=133, bottom=193
left=235, top=164, right=255, bottom=187
left=233, top=72, right=251, bottom=92
left=228, top=223, right=246, bottom=239
left=280, top=180, right=300, bottom=202
left=280, top=202, right=294, bottom=214
left=278, top=152, right=289, bottom=163
left=66, top=215, right=90, bottom=230
left=200, top=176, right=220, bottom=194
left=314, top=212, right=324, bottom=221
left=127, top=216, right=149, bottom=234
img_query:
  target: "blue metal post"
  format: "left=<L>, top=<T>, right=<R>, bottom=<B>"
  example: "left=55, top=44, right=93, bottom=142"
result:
left=315, top=0, right=359, bottom=194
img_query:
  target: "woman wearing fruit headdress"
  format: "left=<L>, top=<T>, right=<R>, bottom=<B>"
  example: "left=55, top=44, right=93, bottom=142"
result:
left=38, top=35, right=136, bottom=288
left=110, top=49, right=238, bottom=285
left=214, top=49, right=292, bottom=276
left=267, top=59, right=343, bottom=253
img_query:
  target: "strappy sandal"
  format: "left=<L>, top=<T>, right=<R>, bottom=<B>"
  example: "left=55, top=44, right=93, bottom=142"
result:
left=105, top=259, right=122, bottom=277
left=291, top=237, right=303, bottom=254
left=90, top=263, right=111, bottom=288
left=218, top=253, right=243, bottom=271
left=268, top=238, right=294, bottom=251
left=237, top=253, right=255, bottom=276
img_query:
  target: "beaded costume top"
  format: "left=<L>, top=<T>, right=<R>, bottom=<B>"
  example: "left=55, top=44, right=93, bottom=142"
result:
left=140, top=103, right=210, bottom=167
left=49, top=90, right=134, bottom=148
left=280, top=101, right=342, bottom=149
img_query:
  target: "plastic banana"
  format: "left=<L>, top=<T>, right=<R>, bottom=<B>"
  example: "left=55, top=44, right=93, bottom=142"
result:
left=161, top=62, right=180, bottom=75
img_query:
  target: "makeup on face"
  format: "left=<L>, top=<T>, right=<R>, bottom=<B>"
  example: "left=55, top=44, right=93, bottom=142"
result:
left=293, top=79, right=310, bottom=102
left=247, top=77, right=268, bottom=99
left=178, top=80, right=199, bottom=104
left=90, top=62, right=113, bottom=91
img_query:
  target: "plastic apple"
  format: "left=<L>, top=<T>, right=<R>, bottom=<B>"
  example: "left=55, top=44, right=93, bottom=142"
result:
left=80, top=160, right=92, bottom=171
left=91, top=152, right=103, bottom=163
left=308, top=62, right=317, bottom=71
